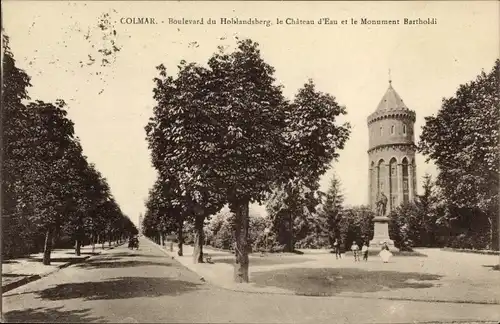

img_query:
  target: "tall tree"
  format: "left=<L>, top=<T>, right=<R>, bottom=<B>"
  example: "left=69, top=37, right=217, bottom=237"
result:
left=205, top=40, right=287, bottom=282
left=282, top=80, right=351, bottom=188
left=1, top=34, right=35, bottom=258
left=208, top=43, right=350, bottom=281
left=419, top=59, right=500, bottom=250
left=416, top=173, right=441, bottom=246
left=22, top=100, right=77, bottom=265
left=146, top=59, right=225, bottom=257
left=266, top=180, right=322, bottom=252
left=147, top=39, right=350, bottom=282
left=317, top=173, right=344, bottom=249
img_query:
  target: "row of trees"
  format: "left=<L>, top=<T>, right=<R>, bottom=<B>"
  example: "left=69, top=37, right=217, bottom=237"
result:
left=144, top=39, right=351, bottom=282
left=204, top=174, right=375, bottom=254
left=2, top=35, right=138, bottom=264
left=143, top=169, right=491, bottom=257
left=142, top=173, right=374, bottom=254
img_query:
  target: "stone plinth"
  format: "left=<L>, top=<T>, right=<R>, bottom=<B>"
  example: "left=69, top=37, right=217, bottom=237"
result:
left=368, top=216, right=399, bottom=252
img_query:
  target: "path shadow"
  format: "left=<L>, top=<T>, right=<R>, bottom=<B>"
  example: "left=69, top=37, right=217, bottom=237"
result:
left=252, top=267, right=442, bottom=296
left=67, top=252, right=101, bottom=256
left=3, top=306, right=106, bottom=323
left=2, top=273, right=29, bottom=286
left=25, top=257, right=86, bottom=264
left=2, top=273, right=27, bottom=278
left=483, top=264, right=500, bottom=271
left=36, top=276, right=203, bottom=301
left=201, top=252, right=235, bottom=257
left=215, top=256, right=313, bottom=266
left=76, top=260, right=172, bottom=269
left=2, top=260, right=19, bottom=264
left=111, top=252, right=165, bottom=258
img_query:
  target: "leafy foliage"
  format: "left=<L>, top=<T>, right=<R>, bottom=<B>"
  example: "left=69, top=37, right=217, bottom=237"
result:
left=266, top=180, right=323, bottom=252
left=2, top=36, right=136, bottom=259
left=338, top=206, right=375, bottom=250
left=418, top=60, right=500, bottom=250
left=145, top=38, right=350, bottom=281
left=314, top=173, right=344, bottom=249
left=205, top=210, right=270, bottom=252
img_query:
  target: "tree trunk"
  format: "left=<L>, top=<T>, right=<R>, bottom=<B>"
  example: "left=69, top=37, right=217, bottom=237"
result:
left=177, top=219, right=184, bottom=256
left=233, top=200, right=250, bottom=283
left=193, top=214, right=205, bottom=263
left=488, top=215, right=499, bottom=251
left=287, top=213, right=294, bottom=253
left=108, top=232, right=112, bottom=248
left=75, top=239, right=81, bottom=256
left=91, top=232, right=96, bottom=253
left=43, top=228, right=53, bottom=265
left=98, top=234, right=104, bottom=249
left=160, top=231, right=164, bottom=247
left=74, top=227, right=82, bottom=256
left=497, top=212, right=500, bottom=253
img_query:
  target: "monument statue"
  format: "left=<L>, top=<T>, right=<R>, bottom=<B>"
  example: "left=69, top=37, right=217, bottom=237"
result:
left=376, top=192, right=388, bottom=217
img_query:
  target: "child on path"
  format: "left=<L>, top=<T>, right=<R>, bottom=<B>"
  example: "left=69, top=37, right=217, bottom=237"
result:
left=362, top=243, right=369, bottom=261
left=351, top=241, right=360, bottom=262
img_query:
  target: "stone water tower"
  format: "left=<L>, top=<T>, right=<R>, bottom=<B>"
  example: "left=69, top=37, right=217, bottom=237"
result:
left=367, top=80, right=417, bottom=250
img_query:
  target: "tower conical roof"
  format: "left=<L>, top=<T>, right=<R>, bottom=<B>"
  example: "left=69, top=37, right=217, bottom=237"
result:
left=375, top=81, right=408, bottom=112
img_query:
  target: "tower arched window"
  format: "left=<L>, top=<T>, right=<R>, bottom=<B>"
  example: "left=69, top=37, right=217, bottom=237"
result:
left=402, top=158, right=409, bottom=204
left=391, top=125, right=395, bottom=135
left=403, top=124, right=407, bottom=134
left=389, top=158, right=398, bottom=211
left=380, top=127, right=383, bottom=136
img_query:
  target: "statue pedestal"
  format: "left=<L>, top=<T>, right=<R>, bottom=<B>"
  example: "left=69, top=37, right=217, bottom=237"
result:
left=368, top=216, right=399, bottom=252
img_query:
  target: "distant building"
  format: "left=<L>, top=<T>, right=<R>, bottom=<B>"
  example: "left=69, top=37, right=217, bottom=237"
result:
left=367, top=80, right=417, bottom=216
left=138, top=213, right=143, bottom=234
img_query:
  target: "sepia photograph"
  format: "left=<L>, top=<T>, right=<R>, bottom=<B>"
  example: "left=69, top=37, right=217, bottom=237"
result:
left=1, top=1, right=499, bottom=323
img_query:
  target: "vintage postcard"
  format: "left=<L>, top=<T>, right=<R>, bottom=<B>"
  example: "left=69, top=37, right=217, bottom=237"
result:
left=1, top=1, right=499, bottom=323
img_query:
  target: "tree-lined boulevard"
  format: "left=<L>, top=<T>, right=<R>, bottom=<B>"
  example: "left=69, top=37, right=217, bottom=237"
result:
left=2, top=2, right=500, bottom=322
left=2, top=35, right=138, bottom=266
left=3, top=237, right=500, bottom=324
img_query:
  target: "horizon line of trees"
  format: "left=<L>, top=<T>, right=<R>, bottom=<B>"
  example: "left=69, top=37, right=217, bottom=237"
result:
left=143, top=170, right=495, bottom=255
left=2, top=34, right=138, bottom=264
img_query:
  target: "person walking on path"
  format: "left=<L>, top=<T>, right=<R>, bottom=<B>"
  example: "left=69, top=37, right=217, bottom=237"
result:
left=362, top=243, right=369, bottom=262
left=351, top=241, right=360, bottom=262
left=333, top=239, right=341, bottom=259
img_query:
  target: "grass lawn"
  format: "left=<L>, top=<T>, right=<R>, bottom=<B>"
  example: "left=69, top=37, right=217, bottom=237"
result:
left=251, top=267, right=442, bottom=296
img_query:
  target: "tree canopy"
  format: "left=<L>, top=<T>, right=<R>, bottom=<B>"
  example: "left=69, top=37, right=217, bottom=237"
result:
left=145, top=38, right=351, bottom=281
left=418, top=59, right=499, bottom=249
left=2, top=34, right=136, bottom=261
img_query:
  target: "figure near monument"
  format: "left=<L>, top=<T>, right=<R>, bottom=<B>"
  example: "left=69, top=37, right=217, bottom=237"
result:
left=375, top=192, right=388, bottom=217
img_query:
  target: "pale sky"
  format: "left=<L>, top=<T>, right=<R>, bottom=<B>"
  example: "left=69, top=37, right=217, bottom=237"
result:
left=3, top=1, right=499, bottom=226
